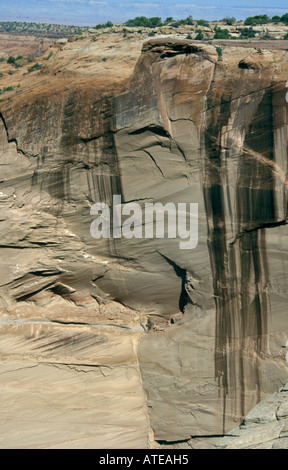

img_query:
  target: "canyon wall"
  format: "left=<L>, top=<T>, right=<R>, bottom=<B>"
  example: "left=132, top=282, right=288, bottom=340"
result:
left=0, top=36, right=288, bottom=447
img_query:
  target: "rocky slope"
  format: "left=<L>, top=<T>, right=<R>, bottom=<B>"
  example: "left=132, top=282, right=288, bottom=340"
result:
left=214, top=381, right=288, bottom=449
left=0, top=31, right=288, bottom=448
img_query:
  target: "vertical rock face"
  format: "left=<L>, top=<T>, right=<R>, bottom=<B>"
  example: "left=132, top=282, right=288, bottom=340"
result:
left=113, top=40, right=288, bottom=440
left=200, top=46, right=288, bottom=433
left=0, top=37, right=288, bottom=447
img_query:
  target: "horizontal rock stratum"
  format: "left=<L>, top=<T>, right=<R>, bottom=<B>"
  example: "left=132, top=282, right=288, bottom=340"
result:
left=0, top=34, right=288, bottom=448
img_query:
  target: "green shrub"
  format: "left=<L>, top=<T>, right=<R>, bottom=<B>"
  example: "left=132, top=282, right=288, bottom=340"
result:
left=27, top=62, right=42, bottom=73
left=244, top=15, right=270, bottom=26
left=272, top=15, right=281, bottom=23
left=195, top=30, right=204, bottom=40
left=146, top=17, right=162, bottom=27
left=95, top=20, right=113, bottom=29
left=0, top=86, right=14, bottom=94
left=239, top=27, right=256, bottom=38
left=216, top=46, right=222, bottom=58
left=10, top=60, right=22, bottom=68
left=184, top=15, right=194, bottom=25
left=167, top=16, right=193, bottom=27
left=214, top=27, right=230, bottom=39
left=221, top=16, right=236, bottom=25
left=146, top=318, right=154, bottom=331
left=124, top=16, right=162, bottom=28
left=197, top=19, right=209, bottom=27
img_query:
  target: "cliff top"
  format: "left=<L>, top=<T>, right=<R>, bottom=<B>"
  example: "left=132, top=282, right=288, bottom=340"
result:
left=0, top=27, right=287, bottom=118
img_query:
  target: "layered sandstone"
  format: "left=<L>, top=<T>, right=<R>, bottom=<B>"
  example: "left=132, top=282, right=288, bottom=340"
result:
left=0, top=33, right=288, bottom=448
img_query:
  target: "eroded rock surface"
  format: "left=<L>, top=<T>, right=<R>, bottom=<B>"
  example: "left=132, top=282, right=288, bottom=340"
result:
left=214, top=381, right=288, bottom=449
left=0, top=35, right=288, bottom=447
left=0, top=322, right=152, bottom=449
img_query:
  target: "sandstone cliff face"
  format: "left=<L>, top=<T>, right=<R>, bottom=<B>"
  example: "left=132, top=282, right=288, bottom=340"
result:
left=0, top=34, right=288, bottom=448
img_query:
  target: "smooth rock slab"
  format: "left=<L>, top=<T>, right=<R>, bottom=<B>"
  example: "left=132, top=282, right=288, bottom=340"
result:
left=214, top=381, right=288, bottom=449
left=0, top=323, right=151, bottom=449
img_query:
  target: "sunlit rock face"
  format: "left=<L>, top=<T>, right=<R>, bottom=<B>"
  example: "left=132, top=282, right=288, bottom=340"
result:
left=0, top=37, right=288, bottom=447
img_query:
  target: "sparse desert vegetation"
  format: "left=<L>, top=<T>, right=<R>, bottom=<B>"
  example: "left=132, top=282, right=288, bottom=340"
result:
left=0, top=14, right=288, bottom=45
left=0, top=21, right=83, bottom=37
left=87, top=13, right=288, bottom=41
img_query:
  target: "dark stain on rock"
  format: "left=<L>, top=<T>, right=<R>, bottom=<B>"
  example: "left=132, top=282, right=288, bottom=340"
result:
left=204, top=82, right=275, bottom=431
